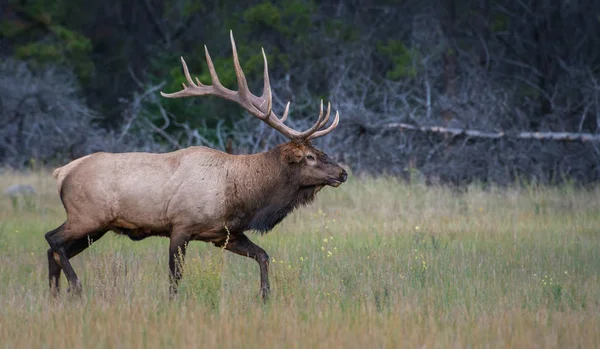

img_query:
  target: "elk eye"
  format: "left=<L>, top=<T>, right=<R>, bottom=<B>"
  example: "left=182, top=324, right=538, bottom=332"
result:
left=306, top=154, right=316, bottom=161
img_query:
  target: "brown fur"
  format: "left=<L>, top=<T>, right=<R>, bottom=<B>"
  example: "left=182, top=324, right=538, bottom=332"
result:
left=46, top=32, right=347, bottom=299
left=45, top=140, right=347, bottom=298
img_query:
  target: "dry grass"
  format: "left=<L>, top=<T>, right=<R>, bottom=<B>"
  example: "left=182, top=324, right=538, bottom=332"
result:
left=0, top=169, right=599, bottom=348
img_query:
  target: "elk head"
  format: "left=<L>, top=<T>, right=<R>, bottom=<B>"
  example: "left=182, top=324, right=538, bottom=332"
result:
left=280, top=140, right=347, bottom=189
left=161, top=31, right=347, bottom=189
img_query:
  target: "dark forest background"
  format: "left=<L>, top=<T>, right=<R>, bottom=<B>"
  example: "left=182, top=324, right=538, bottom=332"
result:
left=2, top=0, right=600, bottom=185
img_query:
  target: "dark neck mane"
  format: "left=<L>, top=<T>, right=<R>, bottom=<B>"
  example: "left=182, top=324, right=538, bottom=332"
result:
left=224, top=147, right=320, bottom=234
left=245, top=185, right=319, bottom=233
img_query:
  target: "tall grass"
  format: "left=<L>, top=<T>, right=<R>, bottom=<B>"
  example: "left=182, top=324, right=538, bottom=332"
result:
left=0, top=170, right=599, bottom=348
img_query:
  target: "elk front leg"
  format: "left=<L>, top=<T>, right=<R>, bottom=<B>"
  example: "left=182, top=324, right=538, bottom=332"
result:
left=221, top=233, right=270, bottom=301
left=169, top=235, right=189, bottom=298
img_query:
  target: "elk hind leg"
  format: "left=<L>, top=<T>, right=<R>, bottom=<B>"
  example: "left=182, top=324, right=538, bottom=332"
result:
left=46, top=222, right=106, bottom=296
left=46, top=223, right=65, bottom=296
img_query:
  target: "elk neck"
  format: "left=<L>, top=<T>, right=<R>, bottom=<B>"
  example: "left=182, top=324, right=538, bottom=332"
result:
left=223, top=145, right=319, bottom=234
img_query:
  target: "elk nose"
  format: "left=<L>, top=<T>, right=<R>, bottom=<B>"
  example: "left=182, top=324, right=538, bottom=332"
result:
left=340, top=169, right=348, bottom=182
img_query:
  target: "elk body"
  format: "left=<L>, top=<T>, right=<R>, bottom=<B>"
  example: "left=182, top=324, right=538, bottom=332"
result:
left=45, top=32, right=347, bottom=300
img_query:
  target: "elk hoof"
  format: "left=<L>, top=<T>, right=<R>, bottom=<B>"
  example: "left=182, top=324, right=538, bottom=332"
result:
left=67, top=281, right=83, bottom=297
left=260, top=286, right=271, bottom=303
left=50, top=286, right=60, bottom=298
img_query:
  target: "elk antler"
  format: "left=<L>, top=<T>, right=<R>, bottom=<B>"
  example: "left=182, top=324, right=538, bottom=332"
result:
left=160, top=31, right=340, bottom=141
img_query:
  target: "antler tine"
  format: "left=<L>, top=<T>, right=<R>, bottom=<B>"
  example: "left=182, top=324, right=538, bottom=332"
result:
left=229, top=31, right=269, bottom=119
left=322, top=102, right=332, bottom=128
left=279, top=101, right=290, bottom=123
left=160, top=55, right=225, bottom=99
left=308, top=108, right=340, bottom=140
left=230, top=31, right=249, bottom=93
left=261, top=47, right=273, bottom=119
left=180, top=57, right=197, bottom=88
left=289, top=101, right=327, bottom=139
left=230, top=31, right=264, bottom=116
left=160, top=57, right=200, bottom=98
left=204, top=45, right=223, bottom=89
left=315, top=101, right=332, bottom=130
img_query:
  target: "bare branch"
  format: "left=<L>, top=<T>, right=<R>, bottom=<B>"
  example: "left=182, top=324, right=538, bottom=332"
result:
left=383, top=123, right=600, bottom=142
left=143, top=118, right=182, bottom=149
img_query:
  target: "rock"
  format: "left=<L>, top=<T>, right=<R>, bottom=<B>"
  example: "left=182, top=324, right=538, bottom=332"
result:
left=4, top=184, right=36, bottom=198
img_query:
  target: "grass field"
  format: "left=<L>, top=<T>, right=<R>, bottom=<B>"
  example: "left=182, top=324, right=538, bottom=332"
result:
left=0, top=170, right=599, bottom=348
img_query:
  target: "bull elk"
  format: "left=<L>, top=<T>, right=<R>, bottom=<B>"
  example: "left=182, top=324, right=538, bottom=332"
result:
left=45, top=32, right=347, bottom=300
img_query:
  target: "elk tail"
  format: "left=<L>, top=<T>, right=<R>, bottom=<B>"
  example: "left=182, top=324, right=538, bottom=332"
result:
left=52, top=167, right=62, bottom=179
left=52, top=154, right=94, bottom=190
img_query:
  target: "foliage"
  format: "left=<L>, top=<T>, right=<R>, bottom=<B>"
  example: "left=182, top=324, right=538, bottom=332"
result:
left=378, top=40, right=420, bottom=79
left=2, top=0, right=600, bottom=184
left=2, top=0, right=94, bottom=80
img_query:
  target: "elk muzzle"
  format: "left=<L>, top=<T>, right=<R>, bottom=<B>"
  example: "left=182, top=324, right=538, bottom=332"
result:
left=327, top=168, right=348, bottom=187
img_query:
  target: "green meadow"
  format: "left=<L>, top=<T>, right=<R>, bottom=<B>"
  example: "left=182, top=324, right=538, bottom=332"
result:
left=1, top=170, right=599, bottom=348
